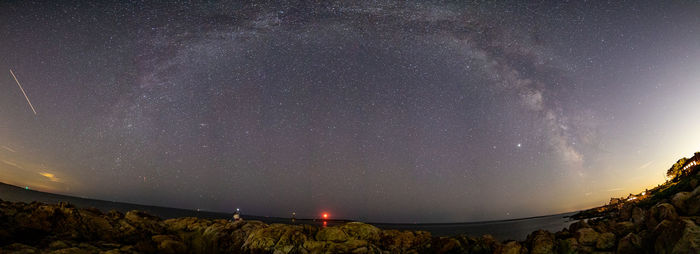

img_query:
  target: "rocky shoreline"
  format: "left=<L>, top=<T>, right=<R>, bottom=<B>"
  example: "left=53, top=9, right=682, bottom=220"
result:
left=1, top=172, right=699, bottom=253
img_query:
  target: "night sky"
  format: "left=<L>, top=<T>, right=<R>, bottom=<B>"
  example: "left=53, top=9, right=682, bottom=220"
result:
left=1, top=1, right=699, bottom=223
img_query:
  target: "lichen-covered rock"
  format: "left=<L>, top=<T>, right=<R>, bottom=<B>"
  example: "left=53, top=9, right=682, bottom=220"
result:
left=619, top=204, right=634, bottom=221
left=575, top=227, right=599, bottom=246
left=568, top=220, right=589, bottom=233
left=653, top=219, right=681, bottom=254
left=325, top=239, right=371, bottom=253
left=77, top=208, right=115, bottom=241
left=315, top=226, right=349, bottom=242
left=48, top=240, right=70, bottom=250
left=617, top=233, right=643, bottom=254
left=164, top=217, right=212, bottom=232
left=14, top=204, right=58, bottom=232
left=495, top=240, right=525, bottom=254
left=525, top=230, right=554, bottom=254
left=554, top=229, right=571, bottom=240
left=473, top=234, right=500, bottom=253
left=5, top=189, right=700, bottom=254
left=672, top=219, right=700, bottom=253
left=339, top=222, right=381, bottom=242
left=557, top=237, right=579, bottom=254
left=378, top=229, right=431, bottom=252
left=647, top=203, right=679, bottom=229
left=592, top=219, right=614, bottom=234
left=434, top=237, right=462, bottom=254
left=672, top=192, right=691, bottom=214
left=242, top=223, right=310, bottom=252
left=50, top=247, right=95, bottom=254
left=2, top=243, right=38, bottom=253
left=686, top=185, right=700, bottom=215
left=595, top=232, right=615, bottom=250
left=631, top=207, right=646, bottom=228
left=202, top=220, right=259, bottom=253
left=612, top=221, right=634, bottom=237
left=157, top=239, right=187, bottom=254
left=163, top=217, right=263, bottom=254
left=116, top=210, right=167, bottom=244
left=653, top=218, right=700, bottom=254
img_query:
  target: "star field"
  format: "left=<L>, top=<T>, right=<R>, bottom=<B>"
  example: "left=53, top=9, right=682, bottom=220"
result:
left=1, top=1, right=699, bottom=223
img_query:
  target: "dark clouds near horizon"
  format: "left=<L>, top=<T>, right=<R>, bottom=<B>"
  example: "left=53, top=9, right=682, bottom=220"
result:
left=1, top=1, right=699, bottom=222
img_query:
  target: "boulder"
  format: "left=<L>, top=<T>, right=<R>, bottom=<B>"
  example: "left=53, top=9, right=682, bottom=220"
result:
left=672, top=192, right=691, bottom=214
left=568, top=220, right=590, bottom=233
left=241, top=231, right=275, bottom=253
left=164, top=217, right=212, bottom=232
left=242, top=223, right=310, bottom=253
left=525, top=230, right=554, bottom=254
left=612, top=221, right=634, bottom=237
left=339, top=222, right=381, bottom=242
left=77, top=242, right=103, bottom=252
left=106, top=210, right=124, bottom=220
left=434, top=237, right=463, bottom=254
left=378, top=229, right=431, bottom=251
left=315, top=226, right=349, bottom=242
left=554, top=229, right=571, bottom=239
left=631, top=207, right=646, bottom=228
left=15, top=204, right=58, bottom=232
left=619, top=204, right=633, bottom=221
left=686, top=185, right=700, bottom=215
left=2, top=243, right=38, bottom=253
left=558, top=237, right=586, bottom=254
left=592, top=219, right=613, bottom=234
left=270, top=224, right=308, bottom=248
left=672, top=219, right=700, bottom=253
left=77, top=208, right=115, bottom=240
left=653, top=218, right=700, bottom=254
left=595, top=232, right=615, bottom=250
left=202, top=220, right=258, bottom=253
left=50, top=247, right=94, bottom=254
left=652, top=203, right=679, bottom=220
left=165, top=218, right=260, bottom=254
left=122, top=210, right=166, bottom=238
left=302, top=240, right=327, bottom=253
left=647, top=203, right=679, bottom=229
left=616, top=233, right=643, bottom=254
left=495, top=241, right=525, bottom=254
left=653, top=219, right=681, bottom=254
left=157, top=240, right=187, bottom=254
left=464, top=234, right=499, bottom=253
left=48, top=240, right=70, bottom=250
left=152, top=234, right=179, bottom=243
left=325, top=239, right=370, bottom=253
left=575, top=228, right=599, bottom=246
left=102, top=247, right=137, bottom=254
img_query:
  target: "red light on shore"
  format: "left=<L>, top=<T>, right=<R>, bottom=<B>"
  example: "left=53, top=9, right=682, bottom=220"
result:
left=322, top=213, right=329, bottom=219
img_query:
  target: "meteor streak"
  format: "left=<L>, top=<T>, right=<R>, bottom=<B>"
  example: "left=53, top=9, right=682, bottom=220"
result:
left=9, top=69, right=37, bottom=115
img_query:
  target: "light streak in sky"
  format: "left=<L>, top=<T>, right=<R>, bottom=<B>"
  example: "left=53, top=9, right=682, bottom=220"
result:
left=9, top=69, right=37, bottom=115
left=39, top=172, right=60, bottom=182
left=1, top=146, right=16, bottom=153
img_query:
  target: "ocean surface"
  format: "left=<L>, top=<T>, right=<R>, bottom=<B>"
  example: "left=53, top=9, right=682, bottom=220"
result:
left=0, top=182, right=577, bottom=241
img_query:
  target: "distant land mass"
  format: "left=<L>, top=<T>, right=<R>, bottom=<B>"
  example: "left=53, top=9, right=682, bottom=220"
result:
left=1, top=152, right=699, bottom=253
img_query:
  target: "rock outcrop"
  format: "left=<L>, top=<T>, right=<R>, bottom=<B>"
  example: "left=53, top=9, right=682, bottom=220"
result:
left=1, top=171, right=699, bottom=253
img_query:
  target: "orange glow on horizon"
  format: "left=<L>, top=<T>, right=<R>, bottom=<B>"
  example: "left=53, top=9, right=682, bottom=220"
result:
left=322, top=213, right=329, bottom=219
